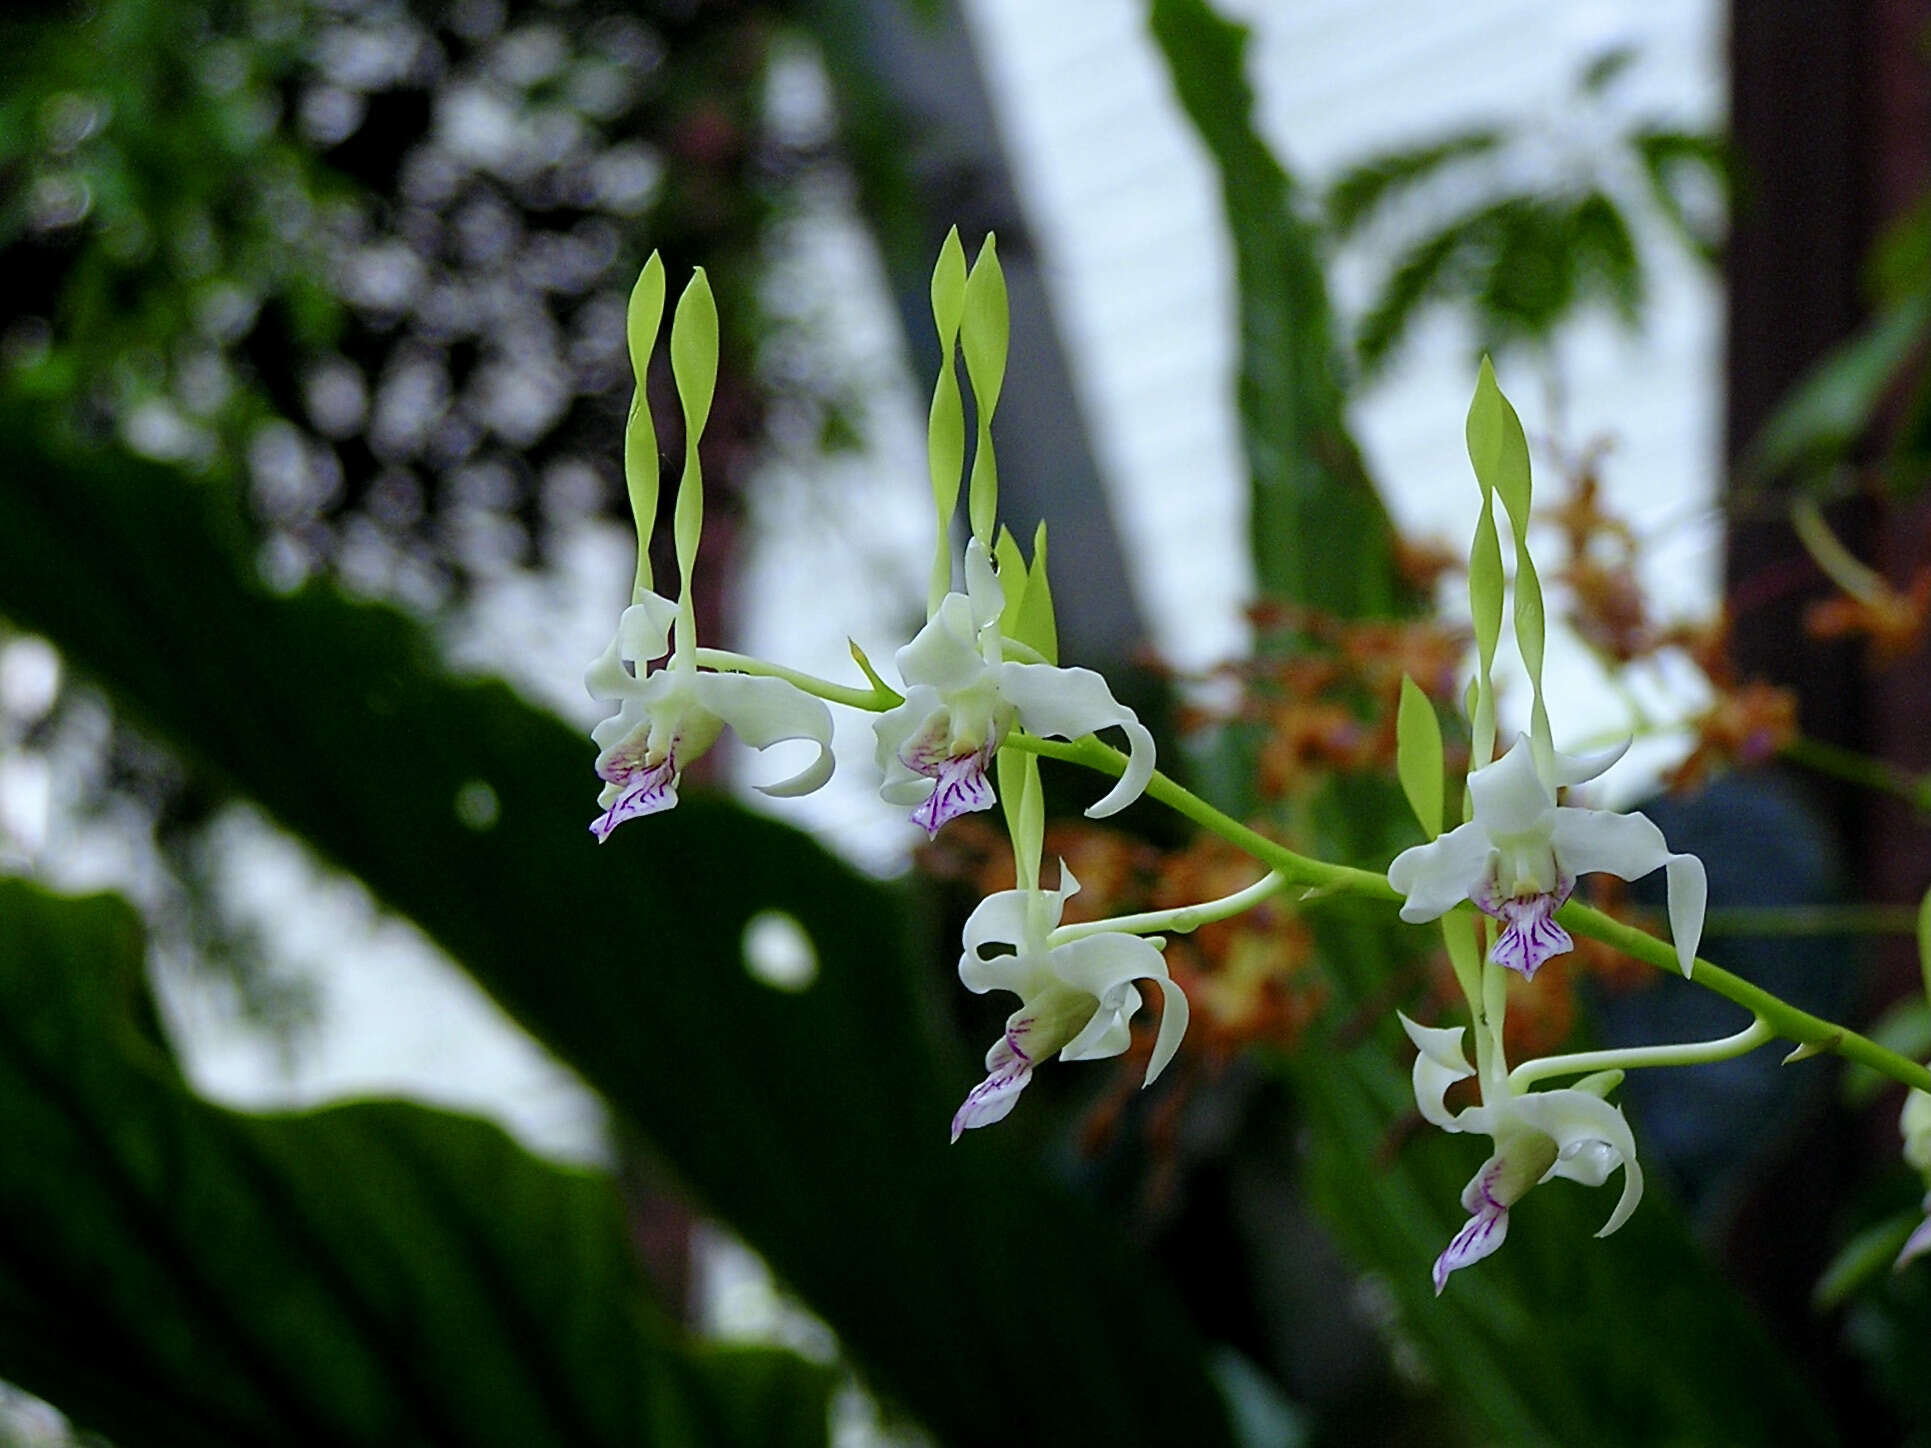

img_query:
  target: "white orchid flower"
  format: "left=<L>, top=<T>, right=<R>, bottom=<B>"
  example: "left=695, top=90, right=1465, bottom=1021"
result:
left=585, top=591, right=833, bottom=841
left=1387, top=734, right=1708, bottom=978
left=951, top=864, right=1189, bottom=1141
left=874, top=539, right=1154, bottom=837
left=1399, top=1012, right=1642, bottom=1293
left=1899, top=1087, right=1931, bottom=1270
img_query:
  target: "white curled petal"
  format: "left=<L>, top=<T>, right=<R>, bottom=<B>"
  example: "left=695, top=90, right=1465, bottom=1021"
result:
left=618, top=592, right=679, bottom=663
left=1060, top=982, right=1140, bottom=1063
left=1051, top=931, right=1169, bottom=1005
left=958, top=889, right=1043, bottom=995
left=1549, top=805, right=1671, bottom=882
left=963, top=537, right=1005, bottom=631
left=1144, top=974, right=1191, bottom=1085
left=895, top=594, right=987, bottom=693
left=1508, top=1089, right=1643, bottom=1237
left=584, top=633, right=632, bottom=701
left=1396, top=1011, right=1479, bottom=1130
left=995, top=661, right=1156, bottom=816
left=1665, top=853, right=1707, bottom=978
left=1550, top=736, right=1632, bottom=789
left=1468, top=737, right=1555, bottom=837
left=1087, top=716, right=1156, bottom=819
left=1388, top=822, right=1493, bottom=922
left=585, top=595, right=680, bottom=699
left=694, top=673, right=835, bottom=798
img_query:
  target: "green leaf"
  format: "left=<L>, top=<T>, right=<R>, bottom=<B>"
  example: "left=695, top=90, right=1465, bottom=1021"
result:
left=1814, top=1212, right=1922, bottom=1311
left=1147, top=0, right=1407, bottom=621
left=1016, top=521, right=1059, bottom=667
left=1465, top=358, right=1532, bottom=536
left=1395, top=676, right=1444, bottom=839
left=1745, top=293, right=1930, bottom=484
left=0, top=880, right=835, bottom=1448
left=993, top=524, right=1029, bottom=642
left=0, top=412, right=1235, bottom=1448
left=1630, top=128, right=1729, bottom=264
left=624, top=253, right=667, bottom=599
left=1324, top=130, right=1502, bottom=239
left=961, top=236, right=1009, bottom=547
left=1354, top=223, right=1469, bottom=379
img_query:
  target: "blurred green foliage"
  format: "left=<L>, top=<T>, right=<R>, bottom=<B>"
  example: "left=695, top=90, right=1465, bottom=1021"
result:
left=1322, top=46, right=1727, bottom=380
left=0, top=0, right=1922, bottom=1444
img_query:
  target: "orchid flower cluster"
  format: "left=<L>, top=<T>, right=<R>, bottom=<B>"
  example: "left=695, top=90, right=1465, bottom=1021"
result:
left=583, top=238, right=1931, bottom=1296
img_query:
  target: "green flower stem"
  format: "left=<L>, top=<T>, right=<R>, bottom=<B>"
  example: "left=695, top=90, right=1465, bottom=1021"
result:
left=694, top=648, right=900, bottom=711
left=1559, top=900, right=1931, bottom=1092
left=1050, top=871, right=1286, bottom=945
left=1509, top=1016, right=1774, bottom=1092
left=1003, top=733, right=1398, bottom=900
left=1004, top=731, right=1931, bottom=1095
left=1782, top=734, right=1931, bottom=813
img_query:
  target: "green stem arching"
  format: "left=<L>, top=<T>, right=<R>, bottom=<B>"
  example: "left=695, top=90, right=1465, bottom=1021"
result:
left=1508, top=1016, right=1774, bottom=1091
left=1050, top=871, right=1286, bottom=945
left=692, top=648, right=899, bottom=712
left=1001, top=731, right=1931, bottom=1095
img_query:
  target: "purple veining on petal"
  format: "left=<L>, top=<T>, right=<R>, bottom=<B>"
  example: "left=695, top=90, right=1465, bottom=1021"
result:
left=1434, top=1164, right=1510, bottom=1294
left=950, top=1031, right=1034, bottom=1142
left=589, top=754, right=679, bottom=841
left=1478, top=875, right=1576, bottom=978
left=909, top=747, right=997, bottom=838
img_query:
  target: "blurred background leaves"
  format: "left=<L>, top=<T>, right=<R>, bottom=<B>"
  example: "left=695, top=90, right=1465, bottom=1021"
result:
left=1, top=0, right=1929, bottom=1444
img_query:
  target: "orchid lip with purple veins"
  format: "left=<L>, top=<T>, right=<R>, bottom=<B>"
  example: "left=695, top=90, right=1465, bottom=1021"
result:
left=874, top=539, right=1154, bottom=836
left=1387, top=733, right=1708, bottom=978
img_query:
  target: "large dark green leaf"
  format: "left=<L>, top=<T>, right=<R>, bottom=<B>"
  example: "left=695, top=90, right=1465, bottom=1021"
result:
left=0, top=879, right=834, bottom=1448
left=0, top=411, right=1232, bottom=1447
left=1146, top=0, right=1407, bottom=619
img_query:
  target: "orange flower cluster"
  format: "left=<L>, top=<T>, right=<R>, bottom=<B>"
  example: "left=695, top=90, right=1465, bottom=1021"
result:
left=1804, top=564, right=1931, bottom=665
left=1205, top=604, right=1469, bottom=803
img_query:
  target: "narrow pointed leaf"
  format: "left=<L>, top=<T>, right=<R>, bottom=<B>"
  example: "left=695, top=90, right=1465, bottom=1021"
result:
left=1396, top=676, right=1445, bottom=839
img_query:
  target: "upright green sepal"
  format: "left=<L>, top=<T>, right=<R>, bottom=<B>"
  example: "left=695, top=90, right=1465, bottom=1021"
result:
left=1466, top=357, right=1532, bottom=538
left=624, top=254, right=668, bottom=599
left=1466, top=498, right=1505, bottom=769
left=961, top=237, right=1009, bottom=548
left=669, top=269, right=720, bottom=652
left=1017, top=521, right=1059, bottom=667
left=927, top=229, right=968, bottom=614
left=1396, top=675, right=1445, bottom=840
